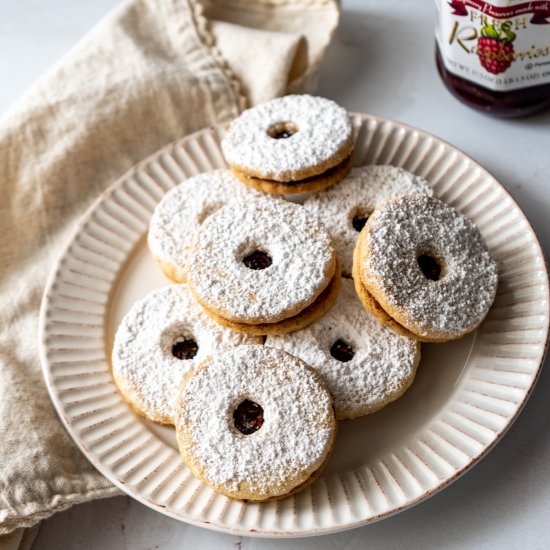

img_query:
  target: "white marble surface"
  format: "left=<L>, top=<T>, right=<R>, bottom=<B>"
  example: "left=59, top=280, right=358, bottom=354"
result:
left=2, top=0, right=550, bottom=548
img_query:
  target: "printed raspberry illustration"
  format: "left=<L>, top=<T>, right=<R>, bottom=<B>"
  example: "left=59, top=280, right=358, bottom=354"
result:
left=477, top=22, right=516, bottom=75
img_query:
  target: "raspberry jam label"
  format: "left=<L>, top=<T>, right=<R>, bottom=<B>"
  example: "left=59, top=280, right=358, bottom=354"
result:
left=436, top=0, right=550, bottom=91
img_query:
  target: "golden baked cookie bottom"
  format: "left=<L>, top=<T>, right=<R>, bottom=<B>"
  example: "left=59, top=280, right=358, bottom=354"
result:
left=201, top=269, right=342, bottom=336
left=231, top=155, right=352, bottom=196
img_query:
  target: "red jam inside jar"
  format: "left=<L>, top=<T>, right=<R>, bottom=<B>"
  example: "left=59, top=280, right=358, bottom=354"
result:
left=436, top=46, right=550, bottom=117
left=435, top=1, right=550, bottom=118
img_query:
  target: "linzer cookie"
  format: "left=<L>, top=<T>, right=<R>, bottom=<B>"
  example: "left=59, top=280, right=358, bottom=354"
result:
left=221, top=95, right=354, bottom=195
left=354, top=195, right=498, bottom=342
left=304, top=165, right=434, bottom=276
left=174, top=345, right=337, bottom=501
left=267, top=279, right=420, bottom=419
left=148, top=170, right=262, bottom=282
left=111, top=285, right=261, bottom=425
left=187, top=198, right=341, bottom=335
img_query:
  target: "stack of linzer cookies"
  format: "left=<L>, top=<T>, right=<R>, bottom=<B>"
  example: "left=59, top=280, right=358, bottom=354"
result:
left=112, top=95, right=499, bottom=502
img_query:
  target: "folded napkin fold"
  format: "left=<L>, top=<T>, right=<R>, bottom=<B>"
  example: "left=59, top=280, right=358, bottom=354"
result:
left=0, top=0, right=338, bottom=542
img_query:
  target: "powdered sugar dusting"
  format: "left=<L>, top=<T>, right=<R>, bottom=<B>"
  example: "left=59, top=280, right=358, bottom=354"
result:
left=304, top=166, right=434, bottom=276
left=188, top=198, right=335, bottom=323
left=267, top=279, right=419, bottom=418
left=112, top=285, right=259, bottom=424
left=148, top=170, right=262, bottom=280
left=362, top=195, right=498, bottom=337
left=221, top=95, right=353, bottom=180
left=175, top=345, right=335, bottom=497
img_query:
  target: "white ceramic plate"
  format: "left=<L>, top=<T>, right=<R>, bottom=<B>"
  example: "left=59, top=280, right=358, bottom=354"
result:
left=39, top=114, right=549, bottom=537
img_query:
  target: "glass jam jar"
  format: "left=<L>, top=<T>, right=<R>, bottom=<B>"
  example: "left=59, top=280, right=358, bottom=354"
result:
left=435, top=0, right=550, bottom=117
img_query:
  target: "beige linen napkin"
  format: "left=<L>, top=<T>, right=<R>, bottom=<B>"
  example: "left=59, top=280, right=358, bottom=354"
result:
left=0, top=0, right=339, bottom=543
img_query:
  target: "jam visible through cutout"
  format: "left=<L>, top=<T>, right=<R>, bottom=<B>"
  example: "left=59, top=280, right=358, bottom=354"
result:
left=172, top=339, right=198, bottom=360
left=330, top=339, right=355, bottom=362
left=233, top=400, right=264, bottom=435
left=267, top=121, right=298, bottom=140
left=417, top=254, right=442, bottom=281
left=243, top=251, right=272, bottom=270
left=352, top=214, right=369, bottom=232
